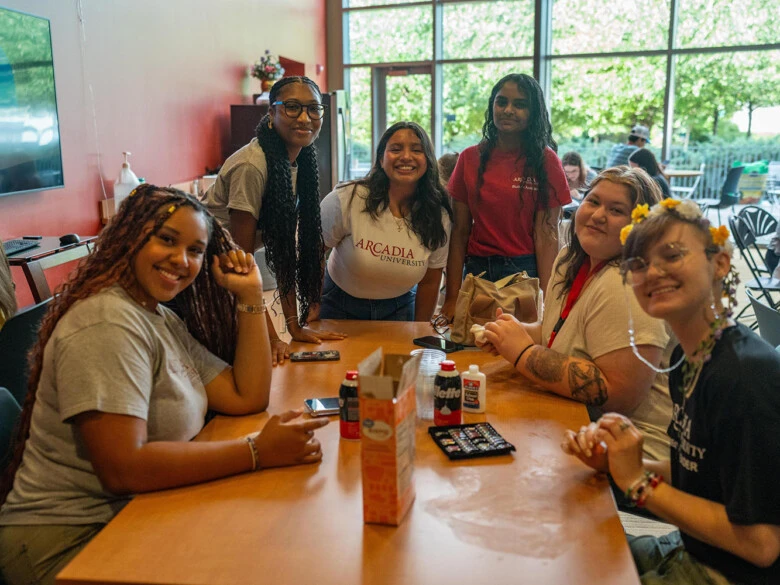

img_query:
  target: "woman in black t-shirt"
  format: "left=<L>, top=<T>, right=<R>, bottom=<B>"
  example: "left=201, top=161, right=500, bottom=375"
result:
left=562, top=198, right=780, bottom=584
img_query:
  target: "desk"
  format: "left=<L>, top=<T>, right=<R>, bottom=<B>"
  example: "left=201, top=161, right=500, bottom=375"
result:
left=7, top=237, right=97, bottom=303
left=58, top=321, right=639, bottom=585
left=664, top=169, right=703, bottom=179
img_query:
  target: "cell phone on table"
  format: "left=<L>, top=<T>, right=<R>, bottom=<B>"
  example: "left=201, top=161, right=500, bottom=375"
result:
left=290, top=350, right=341, bottom=362
left=304, top=397, right=340, bottom=417
left=413, top=336, right=463, bottom=353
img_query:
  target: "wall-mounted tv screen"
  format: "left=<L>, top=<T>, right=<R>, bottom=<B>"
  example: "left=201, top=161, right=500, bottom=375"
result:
left=0, top=7, right=64, bottom=198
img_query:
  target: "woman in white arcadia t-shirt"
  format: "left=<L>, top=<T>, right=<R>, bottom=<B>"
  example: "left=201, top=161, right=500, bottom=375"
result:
left=318, top=121, right=452, bottom=321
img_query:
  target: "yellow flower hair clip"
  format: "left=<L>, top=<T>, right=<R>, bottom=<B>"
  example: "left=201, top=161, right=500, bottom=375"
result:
left=620, top=224, right=634, bottom=246
left=659, top=198, right=681, bottom=210
left=631, top=204, right=649, bottom=224
left=709, top=225, right=730, bottom=247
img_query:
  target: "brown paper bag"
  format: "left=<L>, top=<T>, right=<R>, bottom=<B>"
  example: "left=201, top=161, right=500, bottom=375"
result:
left=450, top=272, right=540, bottom=346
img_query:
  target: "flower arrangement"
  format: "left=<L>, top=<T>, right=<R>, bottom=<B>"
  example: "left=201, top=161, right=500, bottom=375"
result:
left=251, top=50, right=285, bottom=82
left=620, top=197, right=731, bottom=247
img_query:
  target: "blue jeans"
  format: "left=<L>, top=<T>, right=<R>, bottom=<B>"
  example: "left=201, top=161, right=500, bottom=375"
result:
left=319, top=270, right=415, bottom=321
left=629, top=532, right=730, bottom=584
left=464, top=254, right=537, bottom=282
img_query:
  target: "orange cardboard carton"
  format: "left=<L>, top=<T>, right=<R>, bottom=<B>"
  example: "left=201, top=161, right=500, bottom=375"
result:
left=358, top=348, right=420, bottom=526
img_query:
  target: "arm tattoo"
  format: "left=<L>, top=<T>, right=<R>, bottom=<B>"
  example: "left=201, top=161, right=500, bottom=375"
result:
left=525, top=346, right=566, bottom=383
left=568, top=362, right=608, bottom=406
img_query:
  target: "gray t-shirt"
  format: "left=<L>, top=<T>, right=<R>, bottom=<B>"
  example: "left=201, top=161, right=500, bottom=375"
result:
left=0, top=286, right=227, bottom=525
left=202, top=138, right=297, bottom=251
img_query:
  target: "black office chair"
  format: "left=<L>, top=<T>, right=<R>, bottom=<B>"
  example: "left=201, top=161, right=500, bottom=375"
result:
left=0, top=298, right=51, bottom=406
left=698, top=166, right=744, bottom=224
left=0, top=387, right=21, bottom=472
left=746, top=290, right=780, bottom=348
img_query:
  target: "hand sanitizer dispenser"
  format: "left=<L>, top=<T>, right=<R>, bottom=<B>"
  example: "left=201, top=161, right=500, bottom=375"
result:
left=114, top=151, right=140, bottom=211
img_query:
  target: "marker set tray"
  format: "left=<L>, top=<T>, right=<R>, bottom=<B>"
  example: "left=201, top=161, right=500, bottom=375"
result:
left=428, top=422, right=516, bottom=460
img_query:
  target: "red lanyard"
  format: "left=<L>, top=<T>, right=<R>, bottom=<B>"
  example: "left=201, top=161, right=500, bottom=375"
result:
left=547, top=259, right=608, bottom=348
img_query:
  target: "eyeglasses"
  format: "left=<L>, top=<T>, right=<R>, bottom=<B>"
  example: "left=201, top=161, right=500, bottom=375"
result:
left=271, top=101, right=327, bottom=120
left=621, top=243, right=691, bottom=286
left=430, top=314, right=451, bottom=336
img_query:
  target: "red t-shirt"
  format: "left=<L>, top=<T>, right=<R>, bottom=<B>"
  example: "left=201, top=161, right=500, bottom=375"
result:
left=448, top=145, right=571, bottom=257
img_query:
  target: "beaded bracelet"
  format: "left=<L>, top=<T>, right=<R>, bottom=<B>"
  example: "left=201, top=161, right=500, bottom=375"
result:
left=237, top=301, right=266, bottom=314
left=625, top=471, right=664, bottom=508
left=245, top=436, right=260, bottom=471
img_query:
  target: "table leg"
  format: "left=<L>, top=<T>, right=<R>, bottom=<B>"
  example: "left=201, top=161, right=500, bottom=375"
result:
left=22, top=261, right=52, bottom=303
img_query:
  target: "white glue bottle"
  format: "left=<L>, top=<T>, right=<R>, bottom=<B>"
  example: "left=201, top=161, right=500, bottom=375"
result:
left=114, top=151, right=141, bottom=212
left=462, top=364, right=486, bottom=413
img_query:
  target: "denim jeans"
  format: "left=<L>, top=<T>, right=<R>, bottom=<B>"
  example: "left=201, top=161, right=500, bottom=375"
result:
left=464, top=254, right=537, bottom=282
left=319, top=270, right=415, bottom=321
left=629, top=532, right=732, bottom=585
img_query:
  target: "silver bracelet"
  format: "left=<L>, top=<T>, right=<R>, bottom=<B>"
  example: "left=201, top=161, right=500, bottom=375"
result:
left=245, top=436, right=260, bottom=471
left=237, top=301, right=266, bottom=314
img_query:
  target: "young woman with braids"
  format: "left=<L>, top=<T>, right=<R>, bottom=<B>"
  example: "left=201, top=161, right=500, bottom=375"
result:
left=205, top=76, right=346, bottom=364
left=564, top=199, right=780, bottom=584
left=478, top=168, right=673, bottom=461
left=439, top=73, right=571, bottom=321
left=319, top=122, right=452, bottom=321
left=0, top=185, right=328, bottom=585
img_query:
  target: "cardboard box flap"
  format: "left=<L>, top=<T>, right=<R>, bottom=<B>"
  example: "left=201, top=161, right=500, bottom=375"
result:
left=358, top=349, right=421, bottom=400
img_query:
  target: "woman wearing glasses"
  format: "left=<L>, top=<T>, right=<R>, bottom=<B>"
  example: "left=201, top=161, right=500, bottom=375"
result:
left=205, top=76, right=346, bottom=364
left=318, top=122, right=452, bottom=321
left=479, top=168, right=672, bottom=460
left=564, top=199, right=780, bottom=584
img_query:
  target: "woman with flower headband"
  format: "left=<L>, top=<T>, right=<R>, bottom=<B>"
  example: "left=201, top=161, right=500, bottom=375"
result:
left=205, top=76, right=346, bottom=364
left=0, top=185, right=329, bottom=585
left=479, top=167, right=672, bottom=460
left=564, top=198, right=780, bottom=584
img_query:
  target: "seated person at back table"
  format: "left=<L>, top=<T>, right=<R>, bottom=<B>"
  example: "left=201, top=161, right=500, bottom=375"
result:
left=564, top=198, right=780, bottom=584
left=437, top=151, right=459, bottom=188
left=318, top=121, right=452, bottom=322
left=440, top=73, right=571, bottom=324
left=562, top=151, right=597, bottom=201
left=607, top=124, right=650, bottom=167
left=0, top=185, right=328, bottom=585
left=0, top=239, right=16, bottom=329
left=628, top=148, right=671, bottom=199
left=204, top=76, right=346, bottom=364
left=479, top=168, right=673, bottom=460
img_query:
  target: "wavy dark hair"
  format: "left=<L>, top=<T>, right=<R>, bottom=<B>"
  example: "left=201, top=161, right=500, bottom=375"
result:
left=628, top=148, right=661, bottom=176
left=477, top=74, right=557, bottom=215
left=0, top=184, right=240, bottom=506
left=348, top=121, right=452, bottom=250
left=555, top=167, right=663, bottom=299
left=255, top=76, right=324, bottom=326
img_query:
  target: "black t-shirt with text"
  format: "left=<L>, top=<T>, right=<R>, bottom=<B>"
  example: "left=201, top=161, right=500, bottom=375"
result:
left=668, top=324, right=780, bottom=584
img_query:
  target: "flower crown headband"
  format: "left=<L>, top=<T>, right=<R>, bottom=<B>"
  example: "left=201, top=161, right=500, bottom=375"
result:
left=619, top=198, right=730, bottom=247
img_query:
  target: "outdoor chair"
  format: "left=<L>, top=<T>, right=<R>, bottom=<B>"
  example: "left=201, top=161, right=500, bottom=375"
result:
left=729, top=216, right=780, bottom=327
left=670, top=163, right=705, bottom=199
left=765, top=161, right=780, bottom=205
left=698, top=166, right=744, bottom=224
left=746, top=290, right=780, bottom=348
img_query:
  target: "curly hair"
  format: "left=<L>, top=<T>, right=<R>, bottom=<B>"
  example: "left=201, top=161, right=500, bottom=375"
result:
left=0, top=239, right=16, bottom=325
left=348, top=121, right=452, bottom=251
left=255, top=76, right=324, bottom=327
left=0, top=184, right=240, bottom=506
left=555, top=166, right=663, bottom=299
left=476, top=74, right=557, bottom=216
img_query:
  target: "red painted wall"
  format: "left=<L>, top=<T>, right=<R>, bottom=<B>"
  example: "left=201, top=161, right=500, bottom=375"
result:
left=1, top=0, right=328, bottom=307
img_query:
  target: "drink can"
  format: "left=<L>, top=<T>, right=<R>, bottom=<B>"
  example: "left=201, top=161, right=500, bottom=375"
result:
left=433, top=360, right=462, bottom=426
left=339, top=370, right=360, bottom=440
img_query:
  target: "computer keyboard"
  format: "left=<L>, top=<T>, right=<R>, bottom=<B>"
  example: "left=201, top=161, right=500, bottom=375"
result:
left=2, top=238, right=40, bottom=256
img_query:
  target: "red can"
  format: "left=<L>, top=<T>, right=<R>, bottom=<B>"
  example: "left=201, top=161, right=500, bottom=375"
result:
left=434, top=360, right=462, bottom=426
left=339, top=370, right=360, bottom=440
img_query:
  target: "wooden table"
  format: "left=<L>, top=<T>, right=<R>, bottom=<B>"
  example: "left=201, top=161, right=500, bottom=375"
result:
left=7, top=236, right=97, bottom=302
left=664, top=169, right=702, bottom=179
left=57, top=321, right=639, bottom=585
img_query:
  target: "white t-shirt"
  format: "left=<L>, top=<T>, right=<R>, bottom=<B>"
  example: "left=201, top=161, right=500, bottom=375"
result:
left=541, top=250, right=674, bottom=460
left=320, top=184, right=451, bottom=299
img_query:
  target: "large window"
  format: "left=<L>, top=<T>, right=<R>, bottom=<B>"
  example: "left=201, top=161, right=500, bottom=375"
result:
left=340, top=0, right=780, bottom=177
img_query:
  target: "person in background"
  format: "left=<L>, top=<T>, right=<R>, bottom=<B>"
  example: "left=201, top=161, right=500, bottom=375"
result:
left=607, top=124, right=650, bottom=168
left=564, top=198, right=780, bottom=584
left=479, top=168, right=671, bottom=460
left=204, top=76, right=346, bottom=364
left=437, top=151, right=459, bottom=188
left=319, top=122, right=452, bottom=321
left=0, top=239, right=16, bottom=329
left=440, top=73, right=571, bottom=322
left=562, top=151, right=597, bottom=201
left=629, top=148, right=671, bottom=199
left=766, top=219, right=780, bottom=273
left=0, top=186, right=328, bottom=585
